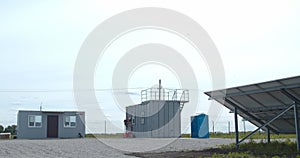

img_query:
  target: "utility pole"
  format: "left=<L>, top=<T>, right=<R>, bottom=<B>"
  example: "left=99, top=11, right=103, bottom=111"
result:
left=228, top=121, right=230, bottom=134
left=212, top=121, right=215, bottom=133
left=39, top=102, right=43, bottom=111
left=105, top=120, right=107, bottom=134
left=242, top=118, right=246, bottom=134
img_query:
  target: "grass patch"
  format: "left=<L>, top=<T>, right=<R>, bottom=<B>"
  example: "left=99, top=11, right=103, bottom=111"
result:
left=181, top=132, right=296, bottom=139
left=127, top=138, right=300, bottom=157
left=211, top=139, right=299, bottom=157
left=211, top=152, right=255, bottom=158
left=210, top=132, right=296, bottom=139
left=181, top=133, right=191, bottom=138
left=129, top=141, right=300, bottom=158
left=85, top=133, right=123, bottom=138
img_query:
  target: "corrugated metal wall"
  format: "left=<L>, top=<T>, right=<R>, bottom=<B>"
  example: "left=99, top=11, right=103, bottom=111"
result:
left=126, top=100, right=181, bottom=138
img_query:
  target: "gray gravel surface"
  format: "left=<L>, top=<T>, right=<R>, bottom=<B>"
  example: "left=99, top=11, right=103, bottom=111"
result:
left=0, top=138, right=235, bottom=158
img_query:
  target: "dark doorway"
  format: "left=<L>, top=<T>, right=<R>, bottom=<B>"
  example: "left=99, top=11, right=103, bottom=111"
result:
left=47, top=115, right=58, bottom=138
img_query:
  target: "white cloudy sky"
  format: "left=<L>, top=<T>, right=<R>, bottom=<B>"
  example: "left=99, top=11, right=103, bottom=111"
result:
left=1, top=0, right=300, bottom=133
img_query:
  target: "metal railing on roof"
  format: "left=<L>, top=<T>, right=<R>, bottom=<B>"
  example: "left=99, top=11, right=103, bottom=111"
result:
left=141, top=88, right=189, bottom=103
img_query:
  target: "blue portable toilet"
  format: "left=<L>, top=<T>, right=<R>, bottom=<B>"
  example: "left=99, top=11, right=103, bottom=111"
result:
left=191, top=114, right=209, bottom=138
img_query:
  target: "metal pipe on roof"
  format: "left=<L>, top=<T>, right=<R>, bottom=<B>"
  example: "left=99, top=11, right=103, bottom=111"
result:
left=159, top=79, right=161, bottom=100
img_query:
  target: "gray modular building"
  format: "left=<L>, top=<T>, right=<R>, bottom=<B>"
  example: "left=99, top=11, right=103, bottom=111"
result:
left=124, top=81, right=189, bottom=138
left=17, top=110, right=85, bottom=139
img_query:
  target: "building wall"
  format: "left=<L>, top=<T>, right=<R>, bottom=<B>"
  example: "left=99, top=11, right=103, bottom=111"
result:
left=17, top=111, right=47, bottom=139
left=126, top=100, right=181, bottom=138
left=17, top=111, right=85, bottom=139
left=58, top=112, right=85, bottom=138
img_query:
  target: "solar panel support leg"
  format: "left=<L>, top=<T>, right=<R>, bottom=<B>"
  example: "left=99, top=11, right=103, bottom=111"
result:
left=267, top=128, right=270, bottom=143
left=237, top=103, right=294, bottom=145
left=294, top=102, right=300, bottom=152
left=234, top=107, right=239, bottom=149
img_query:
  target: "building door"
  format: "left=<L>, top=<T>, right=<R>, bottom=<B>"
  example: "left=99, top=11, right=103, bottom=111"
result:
left=47, top=115, right=58, bottom=138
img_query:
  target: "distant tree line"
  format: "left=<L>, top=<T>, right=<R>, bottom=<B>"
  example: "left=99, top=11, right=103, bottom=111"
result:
left=0, top=124, right=17, bottom=135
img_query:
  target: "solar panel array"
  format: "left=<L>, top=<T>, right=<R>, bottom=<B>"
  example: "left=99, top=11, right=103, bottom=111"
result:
left=205, top=76, right=300, bottom=134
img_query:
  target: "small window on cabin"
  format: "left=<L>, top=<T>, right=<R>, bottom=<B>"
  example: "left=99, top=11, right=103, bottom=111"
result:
left=64, top=116, right=76, bottom=127
left=131, top=116, right=135, bottom=125
left=141, top=118, right=145, bottom=125
left=28, top=115, right=42, bottom=127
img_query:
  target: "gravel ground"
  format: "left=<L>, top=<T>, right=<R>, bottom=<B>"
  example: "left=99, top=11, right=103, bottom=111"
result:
left=0, top=138, right=235, bottom=158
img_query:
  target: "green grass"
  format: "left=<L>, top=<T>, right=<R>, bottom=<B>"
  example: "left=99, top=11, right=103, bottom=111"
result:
left=181, top=132, right=296, bottom=139
left=86, top=132, right=296, bottom=139
left=208, top=139, right=300, bottom=157
left=210, top=132, right=296, bottom=139
left=211, top=152, right=256, bottom=158
left=85, top=133, right=123, bottom=138
left=129, top=140, right=300, bottom=158
left=181, top=133, right=191, bottom=138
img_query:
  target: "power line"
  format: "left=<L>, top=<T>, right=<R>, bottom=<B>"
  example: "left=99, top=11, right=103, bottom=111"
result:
left=0, top=88, right=146, bottom=93
left=0, top=87, right=206, bottom=93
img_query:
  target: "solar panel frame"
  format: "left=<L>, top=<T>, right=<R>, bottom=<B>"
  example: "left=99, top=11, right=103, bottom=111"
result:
left=204, top=75, right=300, bottom=134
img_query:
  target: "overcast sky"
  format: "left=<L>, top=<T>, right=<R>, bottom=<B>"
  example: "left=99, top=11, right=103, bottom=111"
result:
left=1, top=0, right=300, bottom=133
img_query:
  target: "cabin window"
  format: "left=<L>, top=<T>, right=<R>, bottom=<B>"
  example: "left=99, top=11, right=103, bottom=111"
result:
left=131, top=116, right=135, bottom=125
left=64, top=116, right=76, bottom=127
left=28, top=115, right=42, bottom=127
left=141, top=118, right=145, bottom=125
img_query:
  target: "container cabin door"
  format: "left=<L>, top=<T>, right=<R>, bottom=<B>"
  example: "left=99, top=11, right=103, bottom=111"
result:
left=47, top=115, right=58, bottom=138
